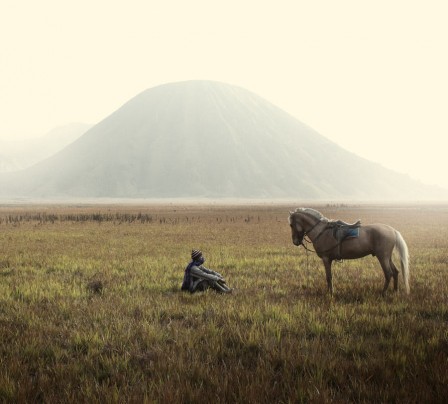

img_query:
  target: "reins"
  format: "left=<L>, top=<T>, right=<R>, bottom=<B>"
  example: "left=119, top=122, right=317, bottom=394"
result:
left=300, top=235, right=317, bottom=253
left=298, top=219, right=343, bottom=257
left=300, top=232, right=344, bottom=273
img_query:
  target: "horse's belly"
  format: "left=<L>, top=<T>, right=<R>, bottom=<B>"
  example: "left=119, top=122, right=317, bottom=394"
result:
left=340, top=238, right=373, bottom=259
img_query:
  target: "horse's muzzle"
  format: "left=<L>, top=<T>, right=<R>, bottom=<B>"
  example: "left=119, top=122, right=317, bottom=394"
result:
left=292, top=234, right=304, bottom=246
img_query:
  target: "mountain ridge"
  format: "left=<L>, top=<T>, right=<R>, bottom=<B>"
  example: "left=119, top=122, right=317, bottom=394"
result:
left=0, top=123, right=91, bottom=173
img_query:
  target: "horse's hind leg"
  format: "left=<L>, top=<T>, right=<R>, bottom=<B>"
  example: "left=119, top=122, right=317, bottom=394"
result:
left=378, top=256, right=393, bottom=295
left=390, top=260, right=399, bottom=291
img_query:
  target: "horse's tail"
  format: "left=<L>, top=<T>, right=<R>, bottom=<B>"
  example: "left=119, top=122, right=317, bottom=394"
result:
left=395, top=230, right=410, bottom=294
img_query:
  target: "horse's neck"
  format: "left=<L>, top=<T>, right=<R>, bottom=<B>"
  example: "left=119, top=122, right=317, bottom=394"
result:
left=305, top=217, right=318, bottom=229
left=306, top=218, right=327, bottom=240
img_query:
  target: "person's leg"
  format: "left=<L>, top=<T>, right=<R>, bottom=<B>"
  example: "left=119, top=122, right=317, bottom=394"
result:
left=194, top=280, right=211, bottom=292
left=212, top=281, right=232, bottom=293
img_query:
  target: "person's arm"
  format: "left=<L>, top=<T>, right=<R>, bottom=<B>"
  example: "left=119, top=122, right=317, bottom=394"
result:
left=200, top=266, right=224, bottom=279
left=190, top=265, right=220, bottom=281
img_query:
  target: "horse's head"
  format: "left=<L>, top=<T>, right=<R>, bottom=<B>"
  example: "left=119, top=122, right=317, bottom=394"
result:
left=288, top=208, right=325, bottom=246
left=288, top=211, right=306, bottom=246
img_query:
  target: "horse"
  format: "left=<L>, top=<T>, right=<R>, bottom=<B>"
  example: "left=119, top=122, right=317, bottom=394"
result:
left=288, top=208, right=410, bottom=295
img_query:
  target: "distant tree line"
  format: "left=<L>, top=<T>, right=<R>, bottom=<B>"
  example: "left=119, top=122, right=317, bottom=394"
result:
left=0, top=212, right=155, bottom=225
left=0, top=212, right=265, bottom=226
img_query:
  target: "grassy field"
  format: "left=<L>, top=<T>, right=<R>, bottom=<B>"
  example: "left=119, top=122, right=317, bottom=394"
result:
left=0, top=203, right=447, bottom=403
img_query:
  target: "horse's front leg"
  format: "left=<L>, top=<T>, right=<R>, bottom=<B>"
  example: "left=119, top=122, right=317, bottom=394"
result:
left=322, top=256, right=333, bottom=295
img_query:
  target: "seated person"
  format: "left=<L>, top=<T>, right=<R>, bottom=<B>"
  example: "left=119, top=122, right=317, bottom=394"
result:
left=181, top=249, right=232, bottom=293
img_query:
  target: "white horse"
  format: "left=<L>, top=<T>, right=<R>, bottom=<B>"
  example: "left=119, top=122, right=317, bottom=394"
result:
left=289, top=208, right=410, bottom=295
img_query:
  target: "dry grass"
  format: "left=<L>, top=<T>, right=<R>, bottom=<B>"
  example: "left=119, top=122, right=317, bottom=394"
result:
left=0, top=203, right=447, bottom=403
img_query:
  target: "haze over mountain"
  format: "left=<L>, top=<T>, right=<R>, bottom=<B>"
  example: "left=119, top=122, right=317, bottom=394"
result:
left=0, top=123, right=91, bottom=172
left=0, top=81, right=445, bottom=200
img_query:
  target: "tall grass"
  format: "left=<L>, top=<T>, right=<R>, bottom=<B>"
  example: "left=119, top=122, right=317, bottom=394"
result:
left=0, top=204, right=447, bottom=402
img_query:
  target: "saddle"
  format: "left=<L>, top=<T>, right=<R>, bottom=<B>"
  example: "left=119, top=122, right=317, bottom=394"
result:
left=327, top=219, right=361, bottom=258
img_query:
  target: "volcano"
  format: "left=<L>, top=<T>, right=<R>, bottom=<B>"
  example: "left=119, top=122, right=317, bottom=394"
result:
left=0, top=80, right=442, bottom=200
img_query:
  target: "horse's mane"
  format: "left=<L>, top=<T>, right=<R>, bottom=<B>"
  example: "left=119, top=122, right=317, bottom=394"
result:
left=293, top=208, right=328, bottom=221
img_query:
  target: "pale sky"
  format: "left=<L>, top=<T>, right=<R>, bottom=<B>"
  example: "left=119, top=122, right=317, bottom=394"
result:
left=1, top=0, right=447, bottom=188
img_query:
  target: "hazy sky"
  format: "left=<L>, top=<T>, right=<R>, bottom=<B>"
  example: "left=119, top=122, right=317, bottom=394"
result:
left=1, top=0, right=447, bottom=188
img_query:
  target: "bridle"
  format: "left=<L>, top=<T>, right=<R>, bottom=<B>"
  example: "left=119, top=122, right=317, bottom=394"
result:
left=292, top=213, right=324, bottom=245
left=292, top=212, right=340, bottom=255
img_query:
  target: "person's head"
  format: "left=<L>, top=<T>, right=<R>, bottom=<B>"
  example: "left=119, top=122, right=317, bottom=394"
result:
left=191, top=249, right=205, bottom=264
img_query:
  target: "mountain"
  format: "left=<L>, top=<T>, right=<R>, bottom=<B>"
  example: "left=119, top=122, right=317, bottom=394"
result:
left=0, top=123, right=91, bottom=172
left=0, top=81, right=445, bottom=200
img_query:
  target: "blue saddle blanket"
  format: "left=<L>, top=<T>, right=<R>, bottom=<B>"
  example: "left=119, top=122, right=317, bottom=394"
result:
left=344, top=227, right=360, bottom=238
left=333, top=226, right=360, bottom=241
